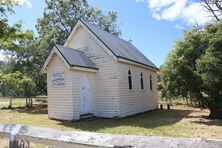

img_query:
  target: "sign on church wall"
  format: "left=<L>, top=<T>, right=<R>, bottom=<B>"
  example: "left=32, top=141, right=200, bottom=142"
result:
left=52, top=72, right=66, bottom=86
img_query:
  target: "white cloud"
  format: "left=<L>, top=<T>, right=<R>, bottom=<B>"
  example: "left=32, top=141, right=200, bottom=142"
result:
left=174, top=24, right=184, bottom=30
left=138, top=0, right=217, bottom=26
left=182, top=2, right=211, bottom=25
left=15, top=0, right=32, bottom=8
left=136, top=0, right=145, bottom=3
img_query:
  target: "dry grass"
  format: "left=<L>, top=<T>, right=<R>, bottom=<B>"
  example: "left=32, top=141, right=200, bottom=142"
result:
left=0, top=105, right=222, bottom=147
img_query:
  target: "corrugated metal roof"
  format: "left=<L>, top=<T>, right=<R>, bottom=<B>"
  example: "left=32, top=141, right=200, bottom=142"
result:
left=81, top=20, right=158, bottom=70
left=55, top=44, right=98, bottom=70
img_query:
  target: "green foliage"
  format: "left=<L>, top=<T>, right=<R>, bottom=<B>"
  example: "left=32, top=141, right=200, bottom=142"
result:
left=160, top=23, right=222, bottom=118
left=196, top=23, right=222, bottom=113
left=0, top=61, right=12, bottom=72
left=0, top=0, right=15, bottom=16
left=19, top=76, right=36, bottom=98
left=0, top=71, right=36, bottom=98
left=37, top=0, right=120, bottom=43
left=0, top=71, right=23, bottom=97
left=0, top=0, right=34, bottom=52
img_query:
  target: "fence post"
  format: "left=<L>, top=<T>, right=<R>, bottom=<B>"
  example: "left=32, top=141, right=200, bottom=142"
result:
left=9, top=134, right=16, bottom=148
left=9, top=125, right=22, bottom=148
left=17, top=139, right=30, bottom=148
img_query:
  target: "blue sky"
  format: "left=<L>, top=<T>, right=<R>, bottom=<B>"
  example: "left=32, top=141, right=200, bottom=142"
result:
left=1, top=0, right=212, bottom=67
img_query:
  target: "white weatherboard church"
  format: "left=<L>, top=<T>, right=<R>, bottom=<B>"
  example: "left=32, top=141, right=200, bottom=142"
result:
left=41, top=20, right=159, bottom=121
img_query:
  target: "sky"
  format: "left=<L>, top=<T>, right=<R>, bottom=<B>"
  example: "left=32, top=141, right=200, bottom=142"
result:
left=0, top=0, right=214, bottom=67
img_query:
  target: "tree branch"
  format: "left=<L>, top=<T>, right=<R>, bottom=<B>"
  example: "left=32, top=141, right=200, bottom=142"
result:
left=53, top=4, right=70, bottom=34
left=201, top=0, right=221, bottom=21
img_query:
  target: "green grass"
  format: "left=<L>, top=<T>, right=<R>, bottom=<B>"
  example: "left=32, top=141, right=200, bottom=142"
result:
left=0, top=97, right=25, bottom=102
left=159, top=98, right=190, bottom=105
left=0, top=105, right=222, bottom=139
left=0, top=98, right=44, bottom=108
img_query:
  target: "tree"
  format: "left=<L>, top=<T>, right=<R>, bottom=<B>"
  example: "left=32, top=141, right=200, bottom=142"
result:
left=0, top=0, right=33, bottom=52
left=161, top=22, right=222, bottom=118
left=20, top=77, right=36, bottom=107
left=0, top=71, right=23, bottom=108
left=196, top=23, right=222, bottom=117
left=0, top=71, right=36, bottom=108
left=37, top=0, right=121, bottom=43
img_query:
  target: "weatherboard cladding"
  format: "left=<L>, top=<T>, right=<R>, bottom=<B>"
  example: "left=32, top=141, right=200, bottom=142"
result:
left=55, top=44, right=98, bottom=70
left=80, top=20, right=158, bottom=70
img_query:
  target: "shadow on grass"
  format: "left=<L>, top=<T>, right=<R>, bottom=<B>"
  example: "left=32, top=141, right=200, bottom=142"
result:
left=191, top=119, right=222, bottom=126
left=185, top=115, right=209, bottom=119
left=56, top=109, right=192, bottom=131
left=12, top=104, right=48, bottom=115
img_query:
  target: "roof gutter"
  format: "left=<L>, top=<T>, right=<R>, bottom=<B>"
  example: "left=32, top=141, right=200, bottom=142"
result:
left=118, top=57, right=159, bottom=72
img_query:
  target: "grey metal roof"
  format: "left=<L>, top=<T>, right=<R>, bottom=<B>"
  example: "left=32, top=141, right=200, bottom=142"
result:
left=81, top=20, right=158, bottom=70
left=55, top=44, right=98, bottom=70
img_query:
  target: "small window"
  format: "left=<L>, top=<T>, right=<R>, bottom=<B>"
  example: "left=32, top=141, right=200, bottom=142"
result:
left=150, top=74, right=153, bottom=90
left=128, top=70, right=132, bottom=90
left=140, top=73, right=144, bottom=90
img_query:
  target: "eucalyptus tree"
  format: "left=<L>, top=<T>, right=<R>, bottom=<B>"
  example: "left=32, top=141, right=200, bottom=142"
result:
left=161, top=23, right=222, bottom=118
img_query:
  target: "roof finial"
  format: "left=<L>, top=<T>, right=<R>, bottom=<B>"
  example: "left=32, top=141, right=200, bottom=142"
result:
left=129, top=38, right=133, bottom=43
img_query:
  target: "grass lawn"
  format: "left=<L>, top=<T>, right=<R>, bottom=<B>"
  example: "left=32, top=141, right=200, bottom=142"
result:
left=0, top=105, right=222, bottom=139
left=0, top=97, right=25, bottom=102
left=0, top=97, right=45, bottom=108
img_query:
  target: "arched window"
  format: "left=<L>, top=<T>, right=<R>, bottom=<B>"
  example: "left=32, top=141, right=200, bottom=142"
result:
left=150, top=74, right=153, bottom=90
left=128, top=70, right=132, bottom=90
left=140, top=73, right=144, bottom=90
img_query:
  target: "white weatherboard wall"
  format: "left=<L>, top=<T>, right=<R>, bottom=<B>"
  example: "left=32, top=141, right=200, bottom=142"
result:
left=67, top=26, right=120, bottom=118
left=117, top=62, right=158, bottom=117
left=47, top=54, right=74, bottom=120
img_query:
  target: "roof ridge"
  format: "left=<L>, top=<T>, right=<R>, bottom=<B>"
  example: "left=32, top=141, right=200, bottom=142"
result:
left=80, top=19, right=128, bottom=43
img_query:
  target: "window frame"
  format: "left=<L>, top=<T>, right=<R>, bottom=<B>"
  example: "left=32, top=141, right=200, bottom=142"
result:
left=128, top=70, right=133, bottom=90
left=140, top=72, right=144, bottom=90
left=149, top=74, right=153, bottom=90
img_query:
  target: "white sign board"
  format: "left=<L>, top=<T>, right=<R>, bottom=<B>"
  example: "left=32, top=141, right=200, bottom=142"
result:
left=52, top=72, right=65, bottom=86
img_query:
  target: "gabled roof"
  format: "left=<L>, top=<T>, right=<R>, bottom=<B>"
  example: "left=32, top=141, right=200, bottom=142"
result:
left=41, top=44, right=98, bottom=73
left=55, top=44, right=98, bottom=70
left=80, top=20, right=158, bottom=70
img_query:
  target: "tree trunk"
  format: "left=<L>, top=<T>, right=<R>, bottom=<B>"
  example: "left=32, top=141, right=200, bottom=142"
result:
left=186, top=98, right=189, bottom=106
left=28, top=98, right=31, bottom=108
left=26, top=98, right=28, bottom=107
left=9, top=97, right=12, bottom=109
left=169, top=98, right=172, bottom=105
left=209, top=108, right=222, bottom=119
left=30, top=98, right=33, bottom=108
left=28, top=98, right=32, bottom=108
